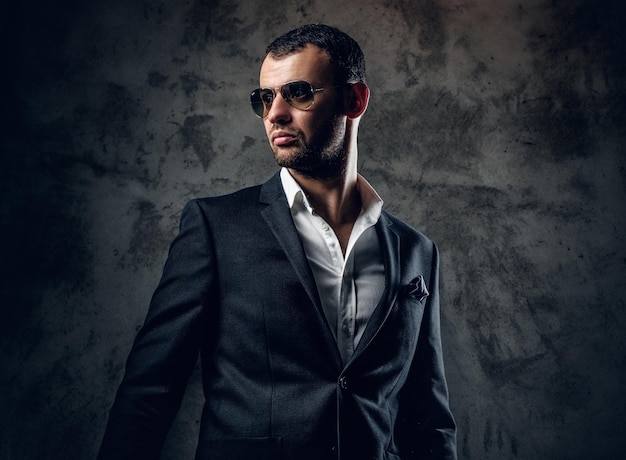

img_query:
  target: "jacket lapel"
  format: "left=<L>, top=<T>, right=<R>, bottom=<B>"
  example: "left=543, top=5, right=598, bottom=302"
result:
left=259, top=173, right=341, bottom=365
left=350, top=212, right=401, bottom=362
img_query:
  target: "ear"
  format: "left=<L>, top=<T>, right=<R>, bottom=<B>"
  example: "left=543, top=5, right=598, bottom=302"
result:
left=344, top=82, right=370, bottom=119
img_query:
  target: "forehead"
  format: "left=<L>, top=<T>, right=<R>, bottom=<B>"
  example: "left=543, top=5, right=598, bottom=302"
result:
left=259, top=45, right=333, bottom=87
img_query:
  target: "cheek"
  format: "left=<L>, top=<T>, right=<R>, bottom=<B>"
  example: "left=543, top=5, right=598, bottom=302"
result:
left=297, top=112, right=325, bottom=135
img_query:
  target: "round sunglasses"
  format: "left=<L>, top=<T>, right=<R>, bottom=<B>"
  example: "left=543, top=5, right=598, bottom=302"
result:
left=250, top=80, right=345, bottom=118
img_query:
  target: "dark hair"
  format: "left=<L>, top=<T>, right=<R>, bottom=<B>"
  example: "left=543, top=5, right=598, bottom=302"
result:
left=265, top=24, right=366, bottom=84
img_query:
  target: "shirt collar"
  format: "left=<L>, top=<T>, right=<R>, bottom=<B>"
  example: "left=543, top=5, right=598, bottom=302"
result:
left=279, top=167, right=383, bottom=223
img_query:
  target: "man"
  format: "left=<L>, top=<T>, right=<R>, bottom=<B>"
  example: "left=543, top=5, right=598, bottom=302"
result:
left=98, top=24, right=456, bottom=460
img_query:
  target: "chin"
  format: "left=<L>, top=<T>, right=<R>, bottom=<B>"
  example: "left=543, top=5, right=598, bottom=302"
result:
left=273, top=148, right=302, bottom=166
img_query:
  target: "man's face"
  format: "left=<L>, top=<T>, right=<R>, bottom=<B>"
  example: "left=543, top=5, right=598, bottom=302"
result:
left=259, top=45, right=347, bottom=179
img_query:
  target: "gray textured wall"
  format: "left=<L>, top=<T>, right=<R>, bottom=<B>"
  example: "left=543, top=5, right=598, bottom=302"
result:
left=1, top=0, right=625, bottom=459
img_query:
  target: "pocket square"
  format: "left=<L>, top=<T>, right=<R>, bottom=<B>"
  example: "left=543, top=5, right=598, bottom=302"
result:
left=405, top=275, right=429, bottom=302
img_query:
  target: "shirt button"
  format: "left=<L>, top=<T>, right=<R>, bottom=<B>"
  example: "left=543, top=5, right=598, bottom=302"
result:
left=339, top=376, right=348, bottom=390
left=342, top=323, right=349, bottom=333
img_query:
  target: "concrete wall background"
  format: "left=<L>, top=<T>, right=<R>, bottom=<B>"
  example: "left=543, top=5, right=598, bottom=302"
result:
left=1, top=0, right=625, bottom=459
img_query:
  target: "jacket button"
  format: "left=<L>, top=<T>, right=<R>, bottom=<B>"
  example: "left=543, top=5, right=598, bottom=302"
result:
left=339, top=376, right=348, bottom=390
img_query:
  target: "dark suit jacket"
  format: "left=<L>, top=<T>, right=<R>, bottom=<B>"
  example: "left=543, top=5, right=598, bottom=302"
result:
left=98, top=172, right=456, bottom=460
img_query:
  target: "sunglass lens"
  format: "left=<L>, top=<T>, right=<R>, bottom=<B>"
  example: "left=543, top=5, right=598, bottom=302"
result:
left=283, top=81, right=314, bottom=109
left=250, top=89, right=269, bottom=118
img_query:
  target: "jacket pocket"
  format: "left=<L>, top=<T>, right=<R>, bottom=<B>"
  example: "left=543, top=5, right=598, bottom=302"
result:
left=195, top=436, right=282, bottom=460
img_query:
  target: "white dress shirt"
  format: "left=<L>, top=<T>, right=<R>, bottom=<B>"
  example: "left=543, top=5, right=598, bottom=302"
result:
left=280, top=168, right=385, bottom=364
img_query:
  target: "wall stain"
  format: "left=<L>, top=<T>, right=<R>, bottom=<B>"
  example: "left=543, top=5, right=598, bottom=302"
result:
left=119, top=200, right=171, bottom=272
left=180, top=72, right=217, bottom=96
left=241, top=135, right=256, bottom=151
left=181, top=0, right=256, bottom=54
left=148, top=71, right=168, bottom=88
left=405, top=0, right=447, bottom=67
left=180, top=114, right=216, bottom=171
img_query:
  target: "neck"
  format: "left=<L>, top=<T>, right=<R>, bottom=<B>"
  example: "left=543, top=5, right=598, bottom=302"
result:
left=289, top=126, right=360, bottom=226
left=290, top=167, right=360, bottom=225
left=288, top=144, right=361, bottom=255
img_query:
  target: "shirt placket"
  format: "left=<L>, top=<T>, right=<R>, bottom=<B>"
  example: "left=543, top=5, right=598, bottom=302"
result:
left=316, top=215, right=355, bottom=363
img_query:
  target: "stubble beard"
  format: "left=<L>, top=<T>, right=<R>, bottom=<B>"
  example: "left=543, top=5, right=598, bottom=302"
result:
left=272, top=114, right=347, bottom=181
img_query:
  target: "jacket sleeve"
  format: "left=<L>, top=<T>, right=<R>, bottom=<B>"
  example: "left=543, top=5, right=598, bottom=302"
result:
left=396, top=243, right=457, bottom=460
left=98, top=200, right=215, bottom=460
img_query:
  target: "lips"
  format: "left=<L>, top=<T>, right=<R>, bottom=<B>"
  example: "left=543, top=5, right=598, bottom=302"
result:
left=271, top=131, right=298, bottom=147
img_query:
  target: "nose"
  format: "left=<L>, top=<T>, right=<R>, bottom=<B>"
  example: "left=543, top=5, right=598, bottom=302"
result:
left=266, top=91, right=292, bottom=124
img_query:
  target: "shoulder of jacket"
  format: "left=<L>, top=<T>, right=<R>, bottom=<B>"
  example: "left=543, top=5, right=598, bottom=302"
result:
left=381, top=210, right=436, bottom=248
left=188, top=183, right=264, bottom=208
